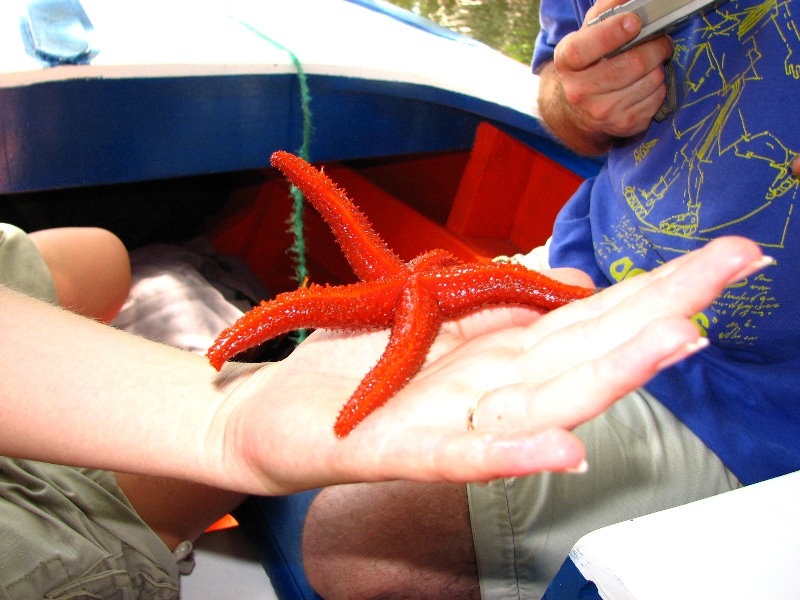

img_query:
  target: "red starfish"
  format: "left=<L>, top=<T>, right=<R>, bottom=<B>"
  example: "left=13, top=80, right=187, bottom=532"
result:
left=207, top=151, right=594, bottom=437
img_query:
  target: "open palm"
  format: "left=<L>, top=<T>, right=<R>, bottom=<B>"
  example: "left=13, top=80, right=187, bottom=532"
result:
left=221, top=236, right=765, bottom=495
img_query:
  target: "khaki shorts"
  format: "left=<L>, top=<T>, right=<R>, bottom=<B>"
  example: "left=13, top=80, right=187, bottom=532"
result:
left=469, top=244, right=742, bottom=600
left=0, top=460, right=181, bottom=600
left=0, top=224, right=183, bottom=599
left=0, top=222, right=58, bottom=304
left=468, top=380, right=741, bottom=600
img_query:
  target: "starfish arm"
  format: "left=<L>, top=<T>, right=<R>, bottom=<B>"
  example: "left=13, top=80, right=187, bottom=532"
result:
left=424, top=262, right=594, bottom=317
left=333, top=277, right=442, bottom=437
left=271, top=151, right=406, bottom=281
left=206, top=279, right=403, bottom=370
left=407, top=248, right=464, bottom=273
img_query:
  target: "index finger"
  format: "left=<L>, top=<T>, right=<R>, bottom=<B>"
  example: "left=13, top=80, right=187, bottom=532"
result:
left=557, top=6, right=642, bottom=69
left=528, top=236, right=767, bottom=344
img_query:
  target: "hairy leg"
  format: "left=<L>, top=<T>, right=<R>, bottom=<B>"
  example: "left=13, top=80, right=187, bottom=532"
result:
left=303, top=481, right=479, bottom=600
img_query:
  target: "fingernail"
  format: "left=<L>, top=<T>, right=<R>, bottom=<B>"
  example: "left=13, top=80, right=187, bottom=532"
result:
left=566, top=459, right=589, bottom=474
left=729, top=254, right=776, bottom=284
left=732, top=255, right=775, bottom=283
left=656, top=336, right=709, bottom=371
left=685, top=336, right=710, bottom=355
left=621, top=14, right=640, bottom=35
left=753, top=255, right=776, bottom=269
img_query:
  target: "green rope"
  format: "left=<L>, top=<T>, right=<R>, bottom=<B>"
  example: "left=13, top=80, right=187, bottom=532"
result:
left=229, top=16, right=312, bottom=283
left=229, top=16, right=313, bottom=341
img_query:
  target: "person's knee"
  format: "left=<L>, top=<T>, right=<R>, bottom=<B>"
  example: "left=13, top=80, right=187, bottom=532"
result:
left=302, top=481, right=479, bottom=600
left=84, top=227, right=131, bottom=320
left=30, top=227, right=131, bottom=322
left=302, top=485, right=373, bottom=599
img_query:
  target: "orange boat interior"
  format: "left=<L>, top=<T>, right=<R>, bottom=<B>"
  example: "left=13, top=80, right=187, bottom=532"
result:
left=207, top=122, right=584, bottom=295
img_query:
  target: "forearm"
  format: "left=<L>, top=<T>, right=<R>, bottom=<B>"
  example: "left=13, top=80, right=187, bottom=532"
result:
left=537, top=61, right=616, bottom=156
left=0, top=285, right=235, bottom=487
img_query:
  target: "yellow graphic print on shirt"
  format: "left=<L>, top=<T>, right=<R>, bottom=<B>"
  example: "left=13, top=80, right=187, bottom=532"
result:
left=621, top=0, right=798, bottom=248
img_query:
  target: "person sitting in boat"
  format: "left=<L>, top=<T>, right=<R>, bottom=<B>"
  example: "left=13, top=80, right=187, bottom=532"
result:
left=299, top=1, right=800, bottom=598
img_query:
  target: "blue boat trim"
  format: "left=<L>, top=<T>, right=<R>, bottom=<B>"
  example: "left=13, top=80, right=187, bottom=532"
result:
left=0, top=72, right=600, bottom=193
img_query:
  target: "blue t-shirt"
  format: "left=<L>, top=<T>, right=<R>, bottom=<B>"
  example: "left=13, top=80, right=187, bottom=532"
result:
left=534, top=0, right=800, bottom=485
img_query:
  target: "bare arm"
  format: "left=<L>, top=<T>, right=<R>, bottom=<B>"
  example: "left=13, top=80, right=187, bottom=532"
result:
left=0, top=287, right=227, bottom=481
left=0, top=237, right=767, bottom=495
left=537, top=0, right=674, bottom=155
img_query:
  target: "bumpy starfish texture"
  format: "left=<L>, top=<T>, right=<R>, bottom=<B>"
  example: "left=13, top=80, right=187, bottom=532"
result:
left=207, top=151, right=594, bottom=437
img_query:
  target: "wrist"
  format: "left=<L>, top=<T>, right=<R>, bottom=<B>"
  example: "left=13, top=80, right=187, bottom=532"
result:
left=205, top=360, right=307, bottom=495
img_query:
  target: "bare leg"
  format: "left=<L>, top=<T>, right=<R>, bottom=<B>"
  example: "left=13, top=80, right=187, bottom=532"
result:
left=303, top=481, right=479, bottom=600
left=114, top=473, right=246, bottom=551
left=29, top=227, right=131, bottom=323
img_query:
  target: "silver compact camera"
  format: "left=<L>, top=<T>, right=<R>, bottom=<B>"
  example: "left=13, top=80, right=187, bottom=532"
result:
left=588, top=0, right=729, bottom=54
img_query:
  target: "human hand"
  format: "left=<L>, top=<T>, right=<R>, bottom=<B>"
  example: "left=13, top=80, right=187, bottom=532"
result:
left=217, top=236, right=767, bottom=495
left=543, top=0, right=674, bottom=146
